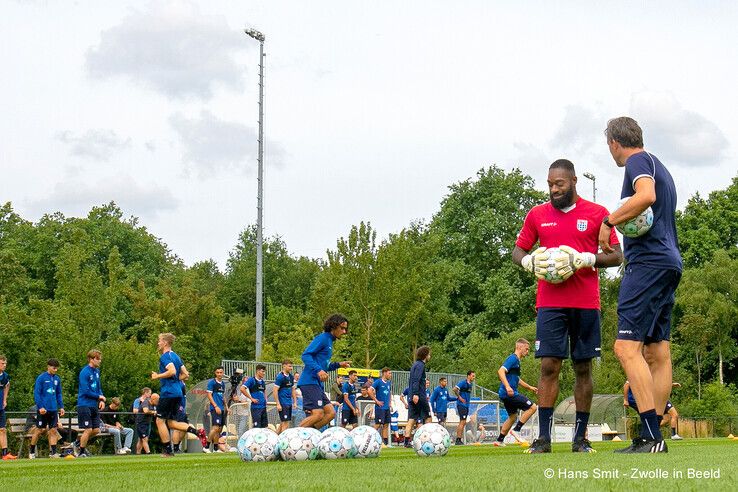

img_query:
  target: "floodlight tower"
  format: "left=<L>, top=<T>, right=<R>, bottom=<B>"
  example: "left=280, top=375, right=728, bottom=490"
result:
left=583, top=172, right=597, bottom=203
left=245, top=27, right=265, bottom=360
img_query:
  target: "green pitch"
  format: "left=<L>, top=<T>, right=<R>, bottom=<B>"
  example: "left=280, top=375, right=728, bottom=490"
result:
left=1, top=439, right=736, bottom=491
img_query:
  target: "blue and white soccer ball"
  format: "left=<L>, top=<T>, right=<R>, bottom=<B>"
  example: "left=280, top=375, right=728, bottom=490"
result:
left=278, top=427, right=321, bottom=461
left=350, top=425, right=383, bottom=458
left=318, top=426, right=356, bottom=459
left=538, top=247, right=568, bottom=284
left=237, top=428, right=280, bottom=462
left=615, top=197, right=654, bottom=238
left=412, top=423, right=451, bottom=457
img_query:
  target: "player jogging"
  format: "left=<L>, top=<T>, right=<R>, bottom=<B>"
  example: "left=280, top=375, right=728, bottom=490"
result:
left=495, top=339, right=538, bottom=447
left=273, top=359, right=297, bottom=434
left=370, top=368, right=393, bottom=446
left=430, top=377, right=457, bottom=425
left=0, top=355, right=17, bottom=460
left=150, top=333, right=207, bottom=457
left=514, top=158, right=622, bottom=454
left=453, top=371, right=475, bottom=445
left=297, top=314, right=351, bottom=429
left=404, top=346, right=432, bottom=447
left=205, top=366, right=227, bottom=452
left=341, top=370, right=359, bottom=429
left=600, top=117, right=682, bottom=453
left=29, top=359, right=64, bottom=459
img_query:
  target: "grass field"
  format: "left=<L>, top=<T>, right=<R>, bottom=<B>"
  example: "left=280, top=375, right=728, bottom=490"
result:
left=1, top=439, right=736, bottom=491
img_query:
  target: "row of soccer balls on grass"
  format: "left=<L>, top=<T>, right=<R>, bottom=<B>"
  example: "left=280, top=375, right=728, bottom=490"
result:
left=237, top=423, right=451, bottom=461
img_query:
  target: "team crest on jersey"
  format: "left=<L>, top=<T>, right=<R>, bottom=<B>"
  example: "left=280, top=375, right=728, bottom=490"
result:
left=577, top=219, right=588, bottom=232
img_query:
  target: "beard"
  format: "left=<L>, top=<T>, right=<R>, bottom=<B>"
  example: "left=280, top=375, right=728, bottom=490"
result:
left=550, top=188, right=575, bottom=209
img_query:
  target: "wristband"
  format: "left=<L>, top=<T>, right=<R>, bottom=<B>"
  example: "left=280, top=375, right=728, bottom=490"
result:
left=603, top=215, right=613, bottom=228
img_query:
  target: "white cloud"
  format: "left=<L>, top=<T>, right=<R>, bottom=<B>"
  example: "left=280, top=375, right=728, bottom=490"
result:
left=57, top=129, right=131, bottom=161
left=551, top=104, right=605, bottom=155
left=630, top=91, right=729, bottom=166
left=85, top=3, right=248, bottom=100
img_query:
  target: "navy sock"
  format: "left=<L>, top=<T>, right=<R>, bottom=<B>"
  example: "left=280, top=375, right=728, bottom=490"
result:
left=496, top=433, right=505, bottom=442
left=538, top=407, right=553, bottom=440
left=574, top=411, right=590, bottom=440
left=51, top=445, right=57, bottom=454
left=2, top=448, right=7, bottom=456
left=513, top=420, right=524, bottom=432
left=30, top=444, right=36, bottom=453
left=671, top=427, right=677, bottom=436
left=657, top=414, right=663, bottom=425
left=639, top=409, right=662, bottom=441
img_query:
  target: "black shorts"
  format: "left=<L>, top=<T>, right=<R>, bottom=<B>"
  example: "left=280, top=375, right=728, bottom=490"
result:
left=457, top=405, right=469, bottom=420
left=618, top=265, right=681, bottom=343
left=374, top=408, right=391, bottom=425
left=535, top=308, right=601, bottom=360
left=77, top=406, right=101, bottom=429
left=251, top=407, right=268, bottom=428
left=501, top=394, right=534, bottom=415
left=300, top=385, right=330, bottom=412
left=36, top=411, right=59, bottom=429
left=156, top=397, right=181, bottom=421
left=278, top=405, right=292, bottom=422
left=0, top=409, right=5, bottom=428
left=435, top=411, right=447, bottom=423
left=210, top=409, right=226, bottom=427
left=136, top=421, right=151, bottom=439
left=342, top=408, right=358, bottom=426
left=408, top=400, right=431, bottom=422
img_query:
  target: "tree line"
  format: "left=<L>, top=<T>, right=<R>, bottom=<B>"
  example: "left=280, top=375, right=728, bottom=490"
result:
left=1, top=167, right=736, bottom=416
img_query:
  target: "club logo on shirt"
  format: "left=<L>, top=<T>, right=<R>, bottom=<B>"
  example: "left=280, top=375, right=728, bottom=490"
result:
left=577, top=219, right=588, bottom=232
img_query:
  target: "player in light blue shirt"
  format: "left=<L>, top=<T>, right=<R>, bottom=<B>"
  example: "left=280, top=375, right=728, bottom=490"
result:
left=370, top=368, right=393, bottom=445
left=453, top=371, right=475, bottom=445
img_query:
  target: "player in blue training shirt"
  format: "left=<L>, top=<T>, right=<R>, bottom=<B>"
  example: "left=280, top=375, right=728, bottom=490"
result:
left=75, top=349, right=105, bottom=457
left=29, top=359, right=65, bottom=459
left=0, top=355, right=17, bottom=460
left=600, top=117, right=683, bottom=454
left=497, top=339, right=538, bottom=447
left=370, top=367, right=393, bottom=446
left=453, top=371, right=475, bottom=445
left=341, top=370, right=359, bottom=429
left=242, top=364, right=268, bottom=428
left=297, top=314, right=352, bottom=429
left=430, top=377, right=457, bottom=425
left=273, top=359, right=297, bottom=434
left=205, top=366, right=227, bottom=452
left=151, top=333, right=207, bottom=457
left=404, top=346, right=432, bottom=447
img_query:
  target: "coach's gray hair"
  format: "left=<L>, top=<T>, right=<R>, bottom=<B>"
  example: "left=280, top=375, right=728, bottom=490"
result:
left=605, top=117, right=644, bottom=148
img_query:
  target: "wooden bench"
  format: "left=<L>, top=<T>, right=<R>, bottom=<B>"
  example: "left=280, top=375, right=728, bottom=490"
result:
left=8, top=415, right=113, bottom=457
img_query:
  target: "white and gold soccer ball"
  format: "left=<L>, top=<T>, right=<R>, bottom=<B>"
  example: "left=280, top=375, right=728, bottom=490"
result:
left=318, top=426, right=356, bottom=459
left=412, top=423, right=451, bottom=457
left=350, top=425, right=383, bottom=458
left=615, top=197, right=654, bottom=238
left=237, top=428, right=280, bottom=462
left=537, top=247, right=568, bottom=284
left=278, top=427, right=321, bottom=461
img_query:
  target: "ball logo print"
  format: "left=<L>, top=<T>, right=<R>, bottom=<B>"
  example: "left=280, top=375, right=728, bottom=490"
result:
left=237, top=428, right=280, bottom=462
left=412, top=423, right=451, bottom=457
left=318, top=427, right=356, bottom=459
left=615, top=197, right=654, bottom=238
left=350, top=425, right=383, bottom=458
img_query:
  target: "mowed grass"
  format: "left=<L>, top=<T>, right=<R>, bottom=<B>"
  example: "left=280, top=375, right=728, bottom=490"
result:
left=1, top=438, right=736, bottom=491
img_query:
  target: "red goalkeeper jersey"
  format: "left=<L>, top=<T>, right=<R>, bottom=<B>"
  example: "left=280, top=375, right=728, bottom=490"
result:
left=516, top=197, right=619, bottom=309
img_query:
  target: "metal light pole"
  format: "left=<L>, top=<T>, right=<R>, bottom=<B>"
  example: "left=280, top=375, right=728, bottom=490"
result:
left=583, top=172, right=596, bottom=203
left=245, top=28, right=265, bottom=360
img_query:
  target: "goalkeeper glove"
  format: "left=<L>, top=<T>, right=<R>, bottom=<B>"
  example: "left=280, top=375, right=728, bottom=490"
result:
left=555, top=245, right=596, bottom=280
left=521, top=247, right=549, bottom=280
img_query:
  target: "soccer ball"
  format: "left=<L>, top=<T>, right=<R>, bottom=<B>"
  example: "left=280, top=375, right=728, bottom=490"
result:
left=615, top=197, right=654, bottom=238
left=538, top=247, right=567, bottom=284
left=237, top=428, right=279, bottom=462
left=318, top=426, right=356, bottom=459
left=278, top=427, right=321, bottom=461
left=350, top=425, right=383, bottom=458
left=412, top=423, right=451, bottom=457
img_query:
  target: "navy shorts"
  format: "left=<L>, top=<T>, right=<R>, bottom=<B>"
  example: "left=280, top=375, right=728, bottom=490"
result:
left=408, top=400, right=431, bottom=422
left=36, top=411, right=59, bottom=429
left=0, top=409, right=5, bottom=428
left=435, top=411, right=447, bottom=423
left=457, top=405, right=469, bottom=420
left=535, top=308, right=601, bottom=360
left=210, top=409, right=226, bottom=427
left=501, top=394, right=534, bottom=415
left=628, top=395, right=673, bottom=415
left=374, top=408, right=391, bottom=425
left=278, top=405, right=292, bottom=422
left=136, top=421, right=150, bottom=439
left=300, top=385, right=330, bottom=412
left=251, top=407, right=268, bottom=428
left=156, top=397, right=181, bottom=421
left=617, top=265, right=681, bottom=343
left=77, top=406, right=101, bottom=429
left=342, top=408, right=358, bottom=426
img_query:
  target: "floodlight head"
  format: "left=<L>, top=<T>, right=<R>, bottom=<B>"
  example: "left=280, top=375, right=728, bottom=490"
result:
left=244, top=28, right=265, bottom=42
left=583, top=172, right=596, bottom=181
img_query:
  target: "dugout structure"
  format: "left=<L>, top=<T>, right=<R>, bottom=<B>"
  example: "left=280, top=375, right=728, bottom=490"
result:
left=553, top=394, right=625, bottom=441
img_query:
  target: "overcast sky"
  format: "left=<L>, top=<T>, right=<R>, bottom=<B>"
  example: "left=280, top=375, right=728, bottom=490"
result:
left=3, top=1, right=737, bottom=267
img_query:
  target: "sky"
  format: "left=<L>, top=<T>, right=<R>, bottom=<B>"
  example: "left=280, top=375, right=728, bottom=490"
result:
left=2, top=1, right=737, bottom=268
